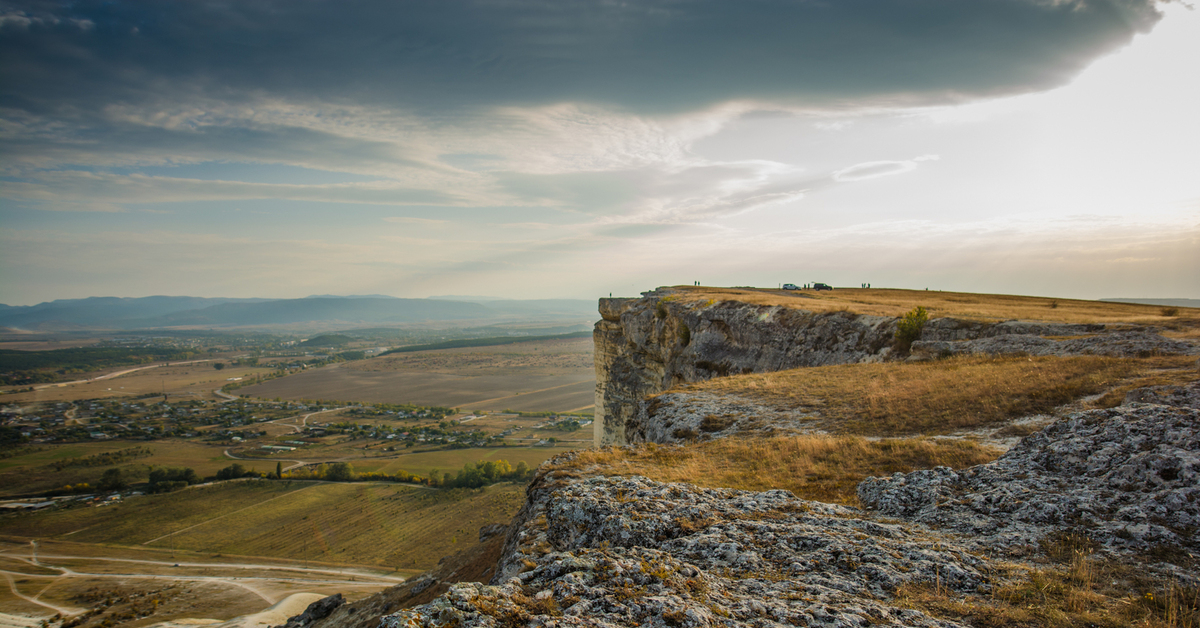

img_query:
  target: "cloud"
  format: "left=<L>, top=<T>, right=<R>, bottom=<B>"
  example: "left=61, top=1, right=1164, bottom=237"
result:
left=383, top=217, right=449, bottom=226
left=0, top=170, right=463, bottom=208
left=832, top=156, right=942, bottom=183
left=0, top=0, right=1162, bottom=119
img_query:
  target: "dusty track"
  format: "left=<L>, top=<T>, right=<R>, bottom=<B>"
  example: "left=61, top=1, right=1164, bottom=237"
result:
left=29, top=360, right=215, bottom=391
left=0, top=543, right=403, bottom=619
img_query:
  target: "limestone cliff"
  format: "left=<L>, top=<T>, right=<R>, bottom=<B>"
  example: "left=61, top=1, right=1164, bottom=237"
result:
left=594, top=288, right=897, bottom=446
left=595, top=288, right=1197, bottom=446
left=287, top=290, right=1199, bottom=628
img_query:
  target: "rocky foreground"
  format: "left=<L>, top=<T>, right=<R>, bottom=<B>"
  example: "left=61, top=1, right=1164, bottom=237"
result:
left=370, top=401, right=1199, bottom=628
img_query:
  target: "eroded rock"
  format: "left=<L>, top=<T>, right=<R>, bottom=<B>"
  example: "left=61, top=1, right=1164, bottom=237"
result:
left=858, top=404, right=1200, bottom=555
left=384, top=476, right=994, bottom=628
left=910, top=330, right=1197, bottom=360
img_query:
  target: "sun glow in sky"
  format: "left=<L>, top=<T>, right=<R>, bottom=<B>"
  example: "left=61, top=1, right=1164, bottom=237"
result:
left=1, top=0, right=1197, bottom=305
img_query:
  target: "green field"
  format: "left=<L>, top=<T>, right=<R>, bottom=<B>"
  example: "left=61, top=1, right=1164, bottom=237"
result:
left=0, top=440, right=254, bottom=498
left=0, top=480, right=525, bottom=571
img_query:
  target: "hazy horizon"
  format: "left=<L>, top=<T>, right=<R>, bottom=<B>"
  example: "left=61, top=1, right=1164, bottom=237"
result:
left=3, top=1, right=1197, bottom=306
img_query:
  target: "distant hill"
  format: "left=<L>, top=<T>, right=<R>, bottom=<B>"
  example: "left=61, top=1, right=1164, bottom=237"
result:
left=1101, top=298, right=1200, bottom=309
left=304, top=294, right=398, bottom=299
left=0, top=296, right=268, bottom=329
left=0, top=295, right=597, bottom=331
left=134, top=298, right=491, bottom=327
left=300, top=334, right=355, bottom=347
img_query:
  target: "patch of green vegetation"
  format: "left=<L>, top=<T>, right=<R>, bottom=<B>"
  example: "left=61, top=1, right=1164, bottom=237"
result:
left=894, top=305, right=928, bottom=353
left=300, top=334, right=354, bottom=348
left=0, top=346, right=198, bottom=384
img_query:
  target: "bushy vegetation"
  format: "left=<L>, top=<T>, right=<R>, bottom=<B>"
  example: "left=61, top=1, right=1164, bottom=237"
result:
left=50, top=446, right=153, bottom=471
left=214, top=463, right=261, bottom=481
left=893, top=305, right=928, bottom=353
left=284, top=461, right=357, bottom=482
left=438, top=459, right=533, bottom=489
left=0, top=346, right=196, bottom=384
left=147, top=467, right=200, bottom=493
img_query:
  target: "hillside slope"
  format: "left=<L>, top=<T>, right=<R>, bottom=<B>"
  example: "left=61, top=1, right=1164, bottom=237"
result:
left=295, top=287, right=1200, bottom=628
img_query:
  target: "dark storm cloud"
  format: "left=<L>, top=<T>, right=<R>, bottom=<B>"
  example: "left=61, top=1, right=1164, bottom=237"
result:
left=1, top=0, right=1164, bottom=118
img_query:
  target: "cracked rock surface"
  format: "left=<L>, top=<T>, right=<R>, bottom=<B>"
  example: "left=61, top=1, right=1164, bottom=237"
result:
left=910, top=330, right=1197, bottom=360
left=383, top=476, right=990, bottom=628
left=858, top=404, right=1200, bottom=556
left=383, top=402, right=1200, bottom=628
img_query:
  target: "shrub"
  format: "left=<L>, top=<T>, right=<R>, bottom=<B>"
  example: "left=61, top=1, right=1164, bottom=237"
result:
left=894, top=306, right=929, bottom=353
left=97, top=468, right=127, bottom=491
left=148, top=467, right=200, bottom=492
left=1161, top=306, right=1180, bottom=317
left=215, top=463, right=261, bottom=481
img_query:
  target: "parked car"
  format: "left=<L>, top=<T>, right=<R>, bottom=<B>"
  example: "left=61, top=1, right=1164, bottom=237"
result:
left=782, top=283, right=799, bottom=290
left=813, top=283, right=833, bottom=291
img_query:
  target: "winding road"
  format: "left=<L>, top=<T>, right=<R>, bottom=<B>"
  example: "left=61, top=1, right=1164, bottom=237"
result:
left=0, top=541, right=403, bottom=619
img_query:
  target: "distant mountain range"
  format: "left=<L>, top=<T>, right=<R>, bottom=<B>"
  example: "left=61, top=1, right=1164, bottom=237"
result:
left=0, top=295, right=598, bottom=331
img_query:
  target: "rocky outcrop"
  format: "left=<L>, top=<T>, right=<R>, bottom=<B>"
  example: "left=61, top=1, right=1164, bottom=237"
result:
left=298, top=523, right=511, bottom=628
left=594, top=289, right=897, bottom=446
left=911, top=330, right=1198, bottom=360
left=381, top=403, right=1200, bottom=628
left=595, top=289, right=1196, bottom=447
left=1123, top=379, right=1200, bottom=408
left=274, top=594, right=344, bottom=628
left=385, top=475, right=990, bottom=628
left=629, top=391, right=820, bottom=444
left=858, top=404, right=1200, bottom=555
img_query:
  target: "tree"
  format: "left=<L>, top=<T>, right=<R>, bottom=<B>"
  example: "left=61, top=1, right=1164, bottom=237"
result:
left=148, top=466, right=200, bottom=492
left=97, top=468, right=126, bottom=491
left=326, top=462, right=355, bottom=482
left=276, top=461, right=283, bottom=479
left=213, top=362, right=226, bottom=370
left=216, top=463, right=251, bottom=480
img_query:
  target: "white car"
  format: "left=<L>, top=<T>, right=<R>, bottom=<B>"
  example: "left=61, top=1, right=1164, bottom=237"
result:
left=782, top=283, right=800, bottom=290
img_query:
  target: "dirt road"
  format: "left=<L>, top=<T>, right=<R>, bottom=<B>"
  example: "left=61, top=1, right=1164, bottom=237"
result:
left=29, top=359, right=215, bottom=391
left=0, top=543, right=403, bottom=620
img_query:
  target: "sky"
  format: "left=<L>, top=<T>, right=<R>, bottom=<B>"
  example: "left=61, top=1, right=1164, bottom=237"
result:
left=1, top=0, right=1197, bottom=305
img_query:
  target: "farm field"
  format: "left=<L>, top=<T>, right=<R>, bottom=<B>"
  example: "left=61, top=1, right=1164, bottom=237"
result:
left=0, top=440, right=249, bottom=498
left=239, top=337, right=596, bottom=413
left=0, top=480, right=524, bottom=572
left=0, top=534, right=402, bottom=627
left=2, top=360, right=274, bottom=405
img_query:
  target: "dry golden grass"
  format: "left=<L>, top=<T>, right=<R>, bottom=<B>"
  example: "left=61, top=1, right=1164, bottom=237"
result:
left=681, top=355, right=1197, bottom=436
left=895, top=540, right=1200, bottom=628
left=669, top=286, right=1200, bottom=340
left=554, top=435, right=999, bottom=505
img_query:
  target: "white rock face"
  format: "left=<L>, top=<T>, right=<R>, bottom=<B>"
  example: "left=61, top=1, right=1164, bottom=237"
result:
left=595, top=289, right=1197, bottom=447
left=595, top=290, right=900, bottom=446
left=383, top=403, right=1200, bottom=628
left=385, top=476, right=984, bottom=628
left=858, top=404, right=1200, bottom=554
